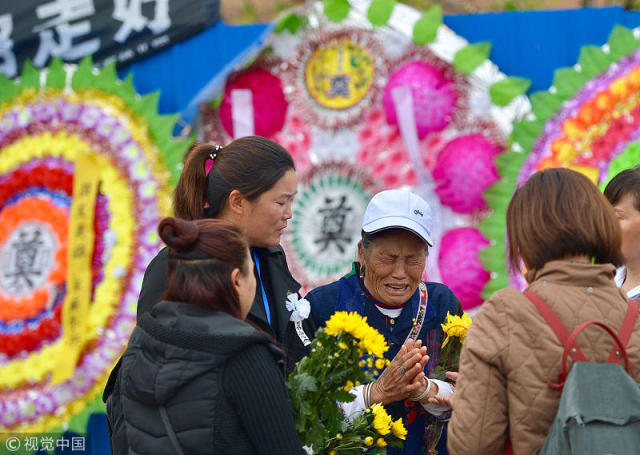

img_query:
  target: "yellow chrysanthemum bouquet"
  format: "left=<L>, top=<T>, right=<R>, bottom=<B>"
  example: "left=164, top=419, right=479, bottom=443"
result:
left=287, top=311, right=406, bottom=454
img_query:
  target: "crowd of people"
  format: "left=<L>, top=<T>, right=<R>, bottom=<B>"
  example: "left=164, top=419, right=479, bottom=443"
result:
left=103, top=136, right=640, bottom=455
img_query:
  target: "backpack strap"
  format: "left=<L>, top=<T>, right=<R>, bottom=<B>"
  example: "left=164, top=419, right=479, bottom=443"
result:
left=562, top=321, right=631, bottom=382
left=522, top=290, right=588, bottom=363
left=523, top=290, right=636, bottom=391
left=607, top=299, right=639, bottom=363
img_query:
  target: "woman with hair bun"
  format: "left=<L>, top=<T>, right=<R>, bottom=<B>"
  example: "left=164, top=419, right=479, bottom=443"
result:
left=137, top=137, right=315, bottom=368
left=107, top=217, right=303, bottom=455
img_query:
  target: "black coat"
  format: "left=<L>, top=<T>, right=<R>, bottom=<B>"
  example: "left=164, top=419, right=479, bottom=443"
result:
left=136, top=246, right=315, bottom=371
left=107, top=301, right=303, bottom=455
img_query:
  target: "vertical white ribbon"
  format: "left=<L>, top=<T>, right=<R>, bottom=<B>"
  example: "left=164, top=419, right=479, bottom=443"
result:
left=391, top=85, right=443, bottom=283
left=231, top=88, right=255, bottom=138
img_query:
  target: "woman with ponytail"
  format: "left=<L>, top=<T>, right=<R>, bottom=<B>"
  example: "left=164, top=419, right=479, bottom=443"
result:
left=139, top=137, right=313, bottom=369
left=107, top=217, right=303, bottom=455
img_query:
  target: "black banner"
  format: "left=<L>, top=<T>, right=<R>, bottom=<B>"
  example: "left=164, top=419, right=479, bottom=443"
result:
left=0, top=0, right=220, bottom=78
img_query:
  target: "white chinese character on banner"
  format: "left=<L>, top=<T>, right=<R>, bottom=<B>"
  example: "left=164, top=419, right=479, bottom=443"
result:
left=0, top=14, right=16, bottom=77
left=32, top=0, right=100, bottom=66
left=112, top=0, right=170, bottom=43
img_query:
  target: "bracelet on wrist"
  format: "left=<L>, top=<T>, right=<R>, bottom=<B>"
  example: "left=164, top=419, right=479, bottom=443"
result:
left=410, top=378, right=431, bottom=402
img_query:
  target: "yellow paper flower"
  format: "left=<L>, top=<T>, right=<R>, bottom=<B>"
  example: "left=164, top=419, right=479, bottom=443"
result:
left=371, top=403, right=392, bottom=435
left=377, top=438, right=387, bottom=447
left=391, top=418, right=407, bottom=440
left=441, top=312, right=473, bottom=348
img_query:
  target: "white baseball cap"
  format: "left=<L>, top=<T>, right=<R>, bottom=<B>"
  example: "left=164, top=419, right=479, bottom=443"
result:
left=362, top=190, right=433, bottom=246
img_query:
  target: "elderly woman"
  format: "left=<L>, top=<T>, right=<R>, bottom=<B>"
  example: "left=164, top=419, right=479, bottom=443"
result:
left=306, top=189, right=462, bottom=455
left=448, top=169, right=640, bottom=454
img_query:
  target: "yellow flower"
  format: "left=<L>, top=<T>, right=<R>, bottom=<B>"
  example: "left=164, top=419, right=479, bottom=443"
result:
left=336, top=433, right=343, bottom=440
left=366, top=357, right=373, bottom=368
left=371, top=403, right=392, bottom=435
left=391, top=418, right=407, bottom=440
left=329, top=451, right=337, bottom=455
left=338, top=342, right=348, bottom=350
left=375, top=358, right=386, bottom=370
left=344, top=380, right=354, bottom=392
left=364, top=437, right=374, bottom=446
left=358, top=360, right=366, bottom=368
left=324, top=312, right=389, bottom=357
left=377, top=438, right=387, bottom=447
left=441, top=312, right=473, bottom=348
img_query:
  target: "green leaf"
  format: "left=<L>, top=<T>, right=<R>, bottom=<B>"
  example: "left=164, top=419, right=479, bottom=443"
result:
left=323, top=0, right=351, bottom=23
left=453, top=42, right=491, bottom=74
left=0, top=74, right=17, bottom=104
left=512, top=119, right=544, bottom=151
left=412, top=5, right=441, bottom=46
left=275, top=12, right=305, bottom=34
left=367, top=0, right=396, bottom=27
left=529, top=91, right=562, bottom=121
left=489, top=76, right=531, bottom=106
left=71, top=56, right=95, bottom=91
left=289, top=372, right=318, bottom=401
left=608, top=25, right=639, bottom=61
left=578, top=45, right=611, bottom=78
left=45, top=57, right=65, bottom=89
left=552, top=68, right=587, bottom=98
left=17, top=60, right=40, bottom=91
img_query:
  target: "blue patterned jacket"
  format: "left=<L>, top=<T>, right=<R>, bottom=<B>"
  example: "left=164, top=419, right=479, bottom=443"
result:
left=306, top=263, right=462, bottom=455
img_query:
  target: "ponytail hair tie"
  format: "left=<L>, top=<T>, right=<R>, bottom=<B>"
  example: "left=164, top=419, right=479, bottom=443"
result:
left=205, top=144, right=222, bottom=176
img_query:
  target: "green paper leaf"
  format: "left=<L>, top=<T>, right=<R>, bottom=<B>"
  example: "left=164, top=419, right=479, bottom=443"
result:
left=46, top=57, right=65, bottom=89
left=489, top=76, right=531, bottom=106
left=578, top=45, right=611, bottom=78
left=71, top=56, right=95, bottom=91
left=95, top=60, right=118, bottom=94
left=275, top=12, right=305, bottom=34
left=412, top=5, right=441, bottom=46
left=138, top=91, right=161, bottom=120
left=323, top=0, right=351, bottom=23
left=552, top=67, right=587, bottom=98
left=367, top=0, right=396, bottom=27
left=453, top=42, right=491, bottom=74
left=510, top=118, right=544, bottom=152
left=118, top=73, right=137, bottom=106
left=529, top=91, right=562, bottom=120
left=17, top=60, right=40, bottom=91
left=608, top=25, right=639, bottom=61
left=0, top=74, right=17, bottom=104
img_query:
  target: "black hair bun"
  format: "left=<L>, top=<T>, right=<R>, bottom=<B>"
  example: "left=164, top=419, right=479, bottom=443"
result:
left=158, top=217, right=199, bottom=252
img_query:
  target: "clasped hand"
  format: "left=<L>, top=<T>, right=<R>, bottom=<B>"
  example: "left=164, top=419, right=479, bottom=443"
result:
left=369, top=339, right=429, bottom=405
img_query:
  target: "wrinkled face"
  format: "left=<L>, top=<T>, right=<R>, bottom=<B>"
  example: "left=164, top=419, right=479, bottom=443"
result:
left=236, top=250, right=257, bottom=319
left=242, top=169, right=297, bottom=248
left=358, top=230, right=427, bottom=306
left=613, top=192, right=640, bottom=262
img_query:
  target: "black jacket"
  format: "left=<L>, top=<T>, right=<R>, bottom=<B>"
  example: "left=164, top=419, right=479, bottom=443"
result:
left=136, top=246, right=315, bottom=371
left=107, top=301, right=303, bottom=455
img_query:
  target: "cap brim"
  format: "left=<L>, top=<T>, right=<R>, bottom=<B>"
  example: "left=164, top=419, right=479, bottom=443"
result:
left=362, top=216, right=433, bottom=246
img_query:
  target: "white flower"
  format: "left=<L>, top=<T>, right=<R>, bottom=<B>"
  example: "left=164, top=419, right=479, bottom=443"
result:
left=286, top=293, right=311, bottom=322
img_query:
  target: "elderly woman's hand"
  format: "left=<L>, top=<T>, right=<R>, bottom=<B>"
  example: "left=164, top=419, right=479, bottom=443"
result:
left=369, top=339, right=429, bottom=405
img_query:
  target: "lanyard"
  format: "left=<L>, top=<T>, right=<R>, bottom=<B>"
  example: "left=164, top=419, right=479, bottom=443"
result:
left=252, top=248, right=272, bottom=325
